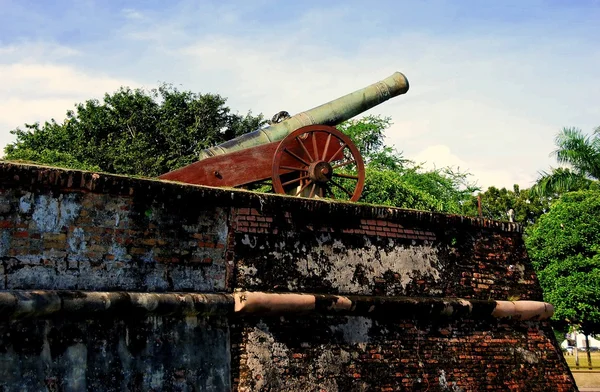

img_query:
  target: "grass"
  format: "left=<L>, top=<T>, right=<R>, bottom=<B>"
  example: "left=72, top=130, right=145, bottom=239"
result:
left=563, top=351, right=600, bottom=369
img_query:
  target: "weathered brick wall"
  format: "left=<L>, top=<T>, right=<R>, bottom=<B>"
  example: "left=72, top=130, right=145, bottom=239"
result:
left=0, top=171, right=229, bottom=292
left=230, top=206, right=572, bottom=391
left=233, top=317, right=571, bottom=391
left=232, top=206, right=539, bottom=301
left=0, top=163, right=576, bottom=391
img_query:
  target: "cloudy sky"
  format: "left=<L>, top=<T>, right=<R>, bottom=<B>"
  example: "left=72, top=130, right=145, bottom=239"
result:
left=1, top=0, right=599, bottom=189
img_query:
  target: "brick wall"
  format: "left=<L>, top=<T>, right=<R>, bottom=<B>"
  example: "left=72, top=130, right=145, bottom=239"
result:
left=234, top=317, right=572, bottom=391
left=232, top=204, right=539, bottom=301
left=0, top=173, right=228, bottom=292
left=229, top=205, right=571, bottom=391
left=0, top=163, right=576, bottom=391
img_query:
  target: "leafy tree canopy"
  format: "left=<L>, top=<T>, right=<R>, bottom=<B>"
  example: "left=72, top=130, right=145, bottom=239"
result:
left=4, top=84, right=266, bottom=177
left=525, top=190, right=600, bottom=336
left=461, top=185, right=551, bottom=226
left=532, top=126, right=600, bottom=197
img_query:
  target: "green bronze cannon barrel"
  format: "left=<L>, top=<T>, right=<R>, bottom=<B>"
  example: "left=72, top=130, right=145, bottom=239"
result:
left=198, top=71, right=409, bottom=159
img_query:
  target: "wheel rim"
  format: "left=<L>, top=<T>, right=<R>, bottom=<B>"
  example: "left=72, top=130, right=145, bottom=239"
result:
left=272, top=125, right=365, bottom=201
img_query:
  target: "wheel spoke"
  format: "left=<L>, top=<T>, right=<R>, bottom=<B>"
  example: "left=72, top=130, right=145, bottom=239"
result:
left=280, top=165, right=308, bottom=172
left=332, top=159, right=356, bottom=170
left=284, top=148, right=310, bottom=166
left=321, top=133, right=332, bottom=161
left=311, top=132, right=319, bottom=161
left=296, top=136, right=314, bottom=162
left=330, top=179, right=353, bottom=197
left=328, top=143, right=347, bottom=163
left=332, top=172, right=359, bottom=180
left=308, top=183, right=317, bottom=198
left=281, top=175, right=309, bottom=187
left=295, top=180, right=312, bottom=196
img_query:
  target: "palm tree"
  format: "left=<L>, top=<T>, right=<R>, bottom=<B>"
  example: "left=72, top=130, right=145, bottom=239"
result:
left=531, top=126, right=600, bottom=197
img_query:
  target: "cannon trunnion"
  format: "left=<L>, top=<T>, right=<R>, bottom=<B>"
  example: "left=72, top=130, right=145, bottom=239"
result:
left=159, top=72, right=409, bottom=202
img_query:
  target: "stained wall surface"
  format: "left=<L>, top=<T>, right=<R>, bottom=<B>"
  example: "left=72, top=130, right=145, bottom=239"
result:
left=0, top=163, right=576, bottom=391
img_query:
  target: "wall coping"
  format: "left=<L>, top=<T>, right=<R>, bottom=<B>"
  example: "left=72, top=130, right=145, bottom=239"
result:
left=0, top=162, right=522, bottom=233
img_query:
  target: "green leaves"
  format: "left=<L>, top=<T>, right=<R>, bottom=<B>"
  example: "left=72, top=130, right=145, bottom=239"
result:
left=525, top=190, right=600, bottom=334
left=461, top=185, right=551, bottom=226
left=3, top=147, right=100, bottom=171
left=3, top=83, right=267, bottom=177
left=532, top=126, right=600, bottom=197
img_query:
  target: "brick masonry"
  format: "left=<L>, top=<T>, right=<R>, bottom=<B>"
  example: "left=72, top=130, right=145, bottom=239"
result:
left=234, top=317, right=572, bottom=391
left=0, top=163, right=576, bottom=391
left=232, top=205, right=539, bottom=301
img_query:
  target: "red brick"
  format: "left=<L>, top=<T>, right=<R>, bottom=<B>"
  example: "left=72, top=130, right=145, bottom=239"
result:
left=13, top=231, right=29, bottom=238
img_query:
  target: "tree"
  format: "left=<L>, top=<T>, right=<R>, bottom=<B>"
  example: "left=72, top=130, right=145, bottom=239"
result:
left=525, top=190, right=600, bottom=368
left=337, top=115, right=409, bottom=171
left=531, top=126, right=600, bottom=196
left=4, top=86, right=476, bottom=214
left=4, top=84, right=266, bottom=177
left=339, top=116, right=479, bottom=213
left=461, top=185, right=551, bottom=226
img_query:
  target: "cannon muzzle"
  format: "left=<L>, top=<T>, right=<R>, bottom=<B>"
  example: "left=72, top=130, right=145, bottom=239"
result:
left=198, top=71, right=409, bottom=159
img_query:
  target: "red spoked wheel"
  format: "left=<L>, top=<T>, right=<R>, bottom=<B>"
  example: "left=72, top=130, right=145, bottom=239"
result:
left=271, top=125, right=365, bottom=201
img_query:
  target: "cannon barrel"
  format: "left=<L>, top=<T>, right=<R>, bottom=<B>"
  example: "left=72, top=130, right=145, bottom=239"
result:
left=198, top=71, right=409, bottom=159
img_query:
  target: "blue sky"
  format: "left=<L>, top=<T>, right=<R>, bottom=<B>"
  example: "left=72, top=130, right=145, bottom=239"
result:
left=1, top=0, right=599, bottom=188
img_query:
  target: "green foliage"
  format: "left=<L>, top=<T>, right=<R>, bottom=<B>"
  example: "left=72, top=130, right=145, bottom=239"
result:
left=339, top=115, right=479, bottom=213
left=532, top=167, right=594, bottom=198
left=4, top=84, right=266, bottom=177
left=338, top=116, right=409, bottom=171
left=461, top=185, right=551, bottom=226
left=360, top=168, right=439, bottom=210
left=554, top=127, right=600, bottom=179
left=525, top=190, right=600, bottom=335
left=360, top=166, right=476, bottom=213
left=532, top=126, right=600, bottom=196
left=3, top=119, right=100, bottom=171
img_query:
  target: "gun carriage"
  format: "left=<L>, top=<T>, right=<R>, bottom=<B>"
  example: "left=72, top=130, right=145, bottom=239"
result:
left=159, top=72, right=409, bottom=202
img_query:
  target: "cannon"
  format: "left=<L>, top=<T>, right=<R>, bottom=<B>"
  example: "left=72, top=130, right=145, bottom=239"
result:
left=159, top=72, right=409, bottom=201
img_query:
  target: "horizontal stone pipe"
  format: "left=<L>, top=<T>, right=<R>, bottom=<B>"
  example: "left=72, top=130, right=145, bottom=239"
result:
left=233, top=292, right=554, bottom=321
left=0, top=290, right=553, bottom=321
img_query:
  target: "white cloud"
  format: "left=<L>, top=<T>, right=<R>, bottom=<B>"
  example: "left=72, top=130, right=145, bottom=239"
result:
left=0, top=42, right=81, bottom=62
left=412, top=144, right=535, bottom=190
left=0, top=57, right=139, bottom=149
left=122, top=8, right=144, bottom=20
left=0, top=63, right=135, bottom=97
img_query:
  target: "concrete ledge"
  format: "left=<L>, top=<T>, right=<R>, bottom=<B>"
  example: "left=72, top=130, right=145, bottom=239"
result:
left=0, top=290, right=553, bottom=321
left=0, top=291, right=233, bottom=319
